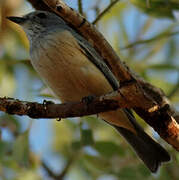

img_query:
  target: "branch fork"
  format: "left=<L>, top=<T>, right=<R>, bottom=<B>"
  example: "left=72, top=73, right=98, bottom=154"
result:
left=5, top=0, right=179, bottom=151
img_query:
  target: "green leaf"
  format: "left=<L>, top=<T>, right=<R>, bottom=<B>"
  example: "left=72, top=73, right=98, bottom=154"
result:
left=94, top=141, right=125, bottom=158
left=81, top=129, right=94, bottom=146
left=83, top=154, right=110, bottom=171
left=148, top=64, right=179, bottom=71
left=0, top=141, right=11, bottom=159
left=12, top=131, right=29, bottom=166
left=117, top=167, right=139, bottom=179
left=130, top=0, right=179, bottom=18
left=137, top=164, right=151, bottom=177
left=71, top=140, right=82, bottom=151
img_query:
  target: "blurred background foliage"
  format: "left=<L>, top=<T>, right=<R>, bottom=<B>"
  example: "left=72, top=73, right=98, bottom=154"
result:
left=0, top=0, right=179, bottom=179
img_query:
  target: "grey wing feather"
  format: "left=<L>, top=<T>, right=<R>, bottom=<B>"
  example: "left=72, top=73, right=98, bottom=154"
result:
left=71, top=31, right=119, bottom=90
left=69, top=28, right=170, bottom=173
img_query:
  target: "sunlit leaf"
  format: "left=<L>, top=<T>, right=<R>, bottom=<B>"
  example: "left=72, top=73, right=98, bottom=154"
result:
left=130, top=0, right=179, bottom=18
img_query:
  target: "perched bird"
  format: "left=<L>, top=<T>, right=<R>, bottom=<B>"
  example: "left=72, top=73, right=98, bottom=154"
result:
left=7, top=11, right=170, bottom=172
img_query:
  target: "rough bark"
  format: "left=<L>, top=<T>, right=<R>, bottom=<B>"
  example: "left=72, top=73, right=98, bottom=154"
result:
left=8, top=0, right=177, bottom=151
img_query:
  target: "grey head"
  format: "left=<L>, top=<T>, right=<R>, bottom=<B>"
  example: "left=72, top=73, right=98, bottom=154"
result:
left=7, top=11, right=67, bottom=43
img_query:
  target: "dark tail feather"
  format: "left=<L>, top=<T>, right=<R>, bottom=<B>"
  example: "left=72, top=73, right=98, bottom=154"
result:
left=114, top=125, right=170, bottom=173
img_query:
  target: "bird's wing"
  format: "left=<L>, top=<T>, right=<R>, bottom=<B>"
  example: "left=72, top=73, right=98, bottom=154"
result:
left=72, top=31, right=119, bottom=90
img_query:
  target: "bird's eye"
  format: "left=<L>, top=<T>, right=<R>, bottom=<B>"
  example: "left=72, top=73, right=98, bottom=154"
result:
left=36, top=13, right=47, bottom=19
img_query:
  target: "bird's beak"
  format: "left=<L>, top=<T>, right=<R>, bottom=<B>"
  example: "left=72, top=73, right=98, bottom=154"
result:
left=6, top=16, right=27, bottom=24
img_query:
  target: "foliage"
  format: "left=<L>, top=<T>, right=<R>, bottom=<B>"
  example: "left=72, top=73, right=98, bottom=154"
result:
left=0, top=0, right=179, bottom=179
left=130, top=0, right=179, bottom=18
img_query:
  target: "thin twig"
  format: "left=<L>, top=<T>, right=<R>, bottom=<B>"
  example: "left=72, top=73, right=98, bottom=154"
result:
left=42, top=157, right=74, bottom=180
left=92, top=0, right=119, bottom=24
left=42, top=161, right=58, bottom=179
left=121, top=31, right=179, bottom=49
left=56, top=157, right=74, bottom=180
left=78, top=0, right=83, bottom=14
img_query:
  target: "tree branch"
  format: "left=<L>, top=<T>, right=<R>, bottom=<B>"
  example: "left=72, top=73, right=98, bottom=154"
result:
left=92, top=0, right=120, bottom=25
left=42, top=157, right=74, bottom=180
left=22, top=0, right=179, bottom=151
left=33, top=0, right=133, bottom=82
left=78, top=0, right=83, bottom=15
left=0, top=81, right=157, bottom=119
left=1, top=80, right=179, bottom=150
left=121, top=31, right=179, bottom=49
left=42, top=161, right=58, bottom=179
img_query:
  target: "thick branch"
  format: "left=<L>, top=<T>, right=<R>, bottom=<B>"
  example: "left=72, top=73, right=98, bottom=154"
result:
left=29, top=0, right=133, bottom=82
left=25, top=0, right=179, bottom=150
left=1, top=81, right=179, bottom=150
left=0, top=82, right=156, bottom=119
left=0, top=97, right=118, bottom=119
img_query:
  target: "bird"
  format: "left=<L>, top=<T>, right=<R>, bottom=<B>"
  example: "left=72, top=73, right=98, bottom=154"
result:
left=7, top=10, right=170, bottom=172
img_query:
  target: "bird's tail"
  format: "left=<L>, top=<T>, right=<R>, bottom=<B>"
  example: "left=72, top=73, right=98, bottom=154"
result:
left=113, top=110, right=170, bottom=172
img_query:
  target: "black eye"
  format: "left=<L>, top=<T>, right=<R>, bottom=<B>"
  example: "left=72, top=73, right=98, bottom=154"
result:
left=36, top=13, right=47, bottom=19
